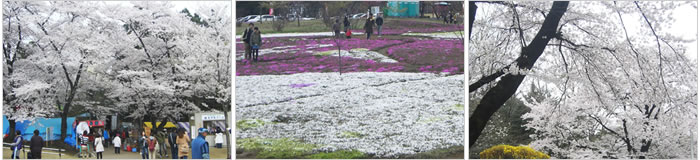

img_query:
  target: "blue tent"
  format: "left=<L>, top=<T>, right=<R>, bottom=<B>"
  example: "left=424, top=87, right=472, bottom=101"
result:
left=3, top=116, right=77, bottom=146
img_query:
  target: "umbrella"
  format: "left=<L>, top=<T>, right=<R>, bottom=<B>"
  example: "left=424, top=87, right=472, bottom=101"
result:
left=76, top=122, right=90, bottom=136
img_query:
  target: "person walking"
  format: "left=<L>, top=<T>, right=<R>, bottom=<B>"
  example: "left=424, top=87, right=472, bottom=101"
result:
left=168, top=129, right=178, bottom=159
left=148, top=135, right=157, bottom=159
left=343, top=15, right=350, bottom=33
left=95, top=133, right=104, bottom=159
left=80, top=131, right=90, bottom=159
left=242, top=23, right=255, bottom=61
left=363, top=14, right=374, bottom=40
left=103, top=129, right=110, bottom=149
left=448, top=11, right=454, bottom=24
left=375, top=13, right=384, bottom=37
left=140, top=132, right=149, bottom=159
left=250, top=27, right=262, bottom=62
left=177, top=128, right=191, bottom=159
left=191, top=128, right=210, bottom=159
left=443, top=13, right=448, bottom=24
left=113, top=134, right=122, bottom=154
left=332, top=19, right=341, bottom=38
left=215, top=130, right=224, bottom=148
left=29, top=130, right=43, bottom=159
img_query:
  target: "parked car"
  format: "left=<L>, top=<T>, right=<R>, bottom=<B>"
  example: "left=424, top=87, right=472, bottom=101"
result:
left=287, top=15, right=316, bottom=21
left=238, top=15, right=257, bottom=23
left=243, top=15, right=260, bottom=23
left=260, top=15, right=277, bottom=22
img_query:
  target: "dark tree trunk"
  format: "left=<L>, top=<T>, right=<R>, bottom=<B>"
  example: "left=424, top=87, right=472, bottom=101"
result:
left=469, top=1, right=569, bottom=147
left=8, top=120, right=16, bottom=141
left=150, top=117, right=158, bottom=135
left=60, top=105, right=69, bottom=141
left=224, top=111, right=231, bottom=158
left=60, top=62, right=83, bottom=142
left=469, top=1, right=477, bottom=38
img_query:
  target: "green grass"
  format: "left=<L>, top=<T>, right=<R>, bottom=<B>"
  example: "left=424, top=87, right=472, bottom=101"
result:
left=314, top=50, right=337, bottom=56
left=402, top=146, right=464, bottom=159
left=3, top=148, right=78, bottom=159
left=236, top=138, right=318, bottom=159
left=305, top=150, right=367, bottom=159
left=339, top=131, right=364, bottom=138
left=236, top=18, right=456, bottom=35
left=237, top=19, right=331, bottom=35
left=454, top=104, right=465, bottom=111
left=236, top=119, right=265, bottom=130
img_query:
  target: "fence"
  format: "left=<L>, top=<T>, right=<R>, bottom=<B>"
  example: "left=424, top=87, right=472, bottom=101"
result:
left=3, top=143, right=64, bottom=159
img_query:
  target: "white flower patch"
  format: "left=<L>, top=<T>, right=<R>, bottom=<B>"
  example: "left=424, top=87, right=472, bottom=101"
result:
left=236, top=72, right=464, bottom=158
left=236, top=44, right=335, bottom=60
left=314, top=48, right=398, bottom=63
left=401, top=32, right=463, bottom=39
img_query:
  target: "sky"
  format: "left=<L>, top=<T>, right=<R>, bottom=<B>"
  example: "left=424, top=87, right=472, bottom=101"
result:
left=474, top=1, right=697, bottom=61
left=668, top=3, right=698, bottom=60
left=472, top=1, right=698, bottom=98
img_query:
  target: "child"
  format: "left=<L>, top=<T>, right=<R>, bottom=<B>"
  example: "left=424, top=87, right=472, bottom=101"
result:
left=250, top=27, right=262, bottom=62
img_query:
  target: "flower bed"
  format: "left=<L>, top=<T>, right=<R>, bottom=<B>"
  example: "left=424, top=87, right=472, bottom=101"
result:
left=236, top=72, right=465, bottom=158
left=236, top=34, right=464, bottom=76
left=386, top=40, right=464, bottom=74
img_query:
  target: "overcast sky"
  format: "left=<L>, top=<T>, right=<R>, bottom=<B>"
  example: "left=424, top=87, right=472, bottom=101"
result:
left=473, top=1, right=697, bottom=60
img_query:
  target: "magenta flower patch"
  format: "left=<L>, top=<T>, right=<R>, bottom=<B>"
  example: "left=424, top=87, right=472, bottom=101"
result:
left=289, top=83, right=315, bottom=88
left=236, top=30, right=464, bottom=76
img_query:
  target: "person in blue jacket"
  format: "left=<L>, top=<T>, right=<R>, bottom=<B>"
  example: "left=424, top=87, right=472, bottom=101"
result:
left=10, top=131, right=23, bottom=159
left=103, top=129, right=110, bottom=148
left=191, top=128, right=210, bottom=159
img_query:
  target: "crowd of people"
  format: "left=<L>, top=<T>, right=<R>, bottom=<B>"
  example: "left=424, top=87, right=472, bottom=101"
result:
left=7, top=127, right=226, bottom=159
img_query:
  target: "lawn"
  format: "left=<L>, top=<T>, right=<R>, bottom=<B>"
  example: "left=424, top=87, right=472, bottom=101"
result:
left=236, top=18, right=463, bottom=35
left=237, top=19, right=331, bottom=34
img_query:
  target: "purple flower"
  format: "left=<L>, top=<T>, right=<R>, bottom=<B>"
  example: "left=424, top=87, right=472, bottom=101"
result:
left=290, top=83, right=315, bottom=88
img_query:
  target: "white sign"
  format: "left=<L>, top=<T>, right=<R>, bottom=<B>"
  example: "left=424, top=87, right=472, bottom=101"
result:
left=372, top=6, right=380, bottom=15
left=202, top=114, right=225, bottom=121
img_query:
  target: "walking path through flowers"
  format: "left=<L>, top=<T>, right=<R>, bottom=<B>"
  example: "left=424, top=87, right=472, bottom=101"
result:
left=236, top=19, right=464, bottom=158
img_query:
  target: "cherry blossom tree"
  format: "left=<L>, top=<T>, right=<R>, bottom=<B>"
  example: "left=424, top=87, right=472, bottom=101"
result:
left=470, top=1, right=696, bottom=158
left=3, top=2, right=232, bottom=145
left=101, top=2, right=231, bottom=136
left=2, top=1, right=121, bottom=140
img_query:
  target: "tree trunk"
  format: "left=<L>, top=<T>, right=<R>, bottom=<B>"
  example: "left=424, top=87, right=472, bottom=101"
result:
left=224, top=110, right=231, bottom=159
left=8, top=120, right=16, bottom=141
left=149, top=116, right=157, bottom=135
left=296, top=5, right=301, bottom=27
left=469, top=1, right=569, bottom=147
left=60, top=106, right=69, bottom=141
left=469, top=1, right=477, bottom=38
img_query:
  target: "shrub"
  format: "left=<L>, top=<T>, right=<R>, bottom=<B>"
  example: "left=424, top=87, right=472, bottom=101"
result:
left=237, top=138, right=317, bottom=159
left=479, top=145, right=550, bottom=159
left=272, top=19, right=287, bottom=32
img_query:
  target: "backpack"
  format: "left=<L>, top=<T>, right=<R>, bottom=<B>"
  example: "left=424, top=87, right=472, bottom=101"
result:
left=346, top=30, right=352, bottom=38
left=148, top=139, right=156, bottom=151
